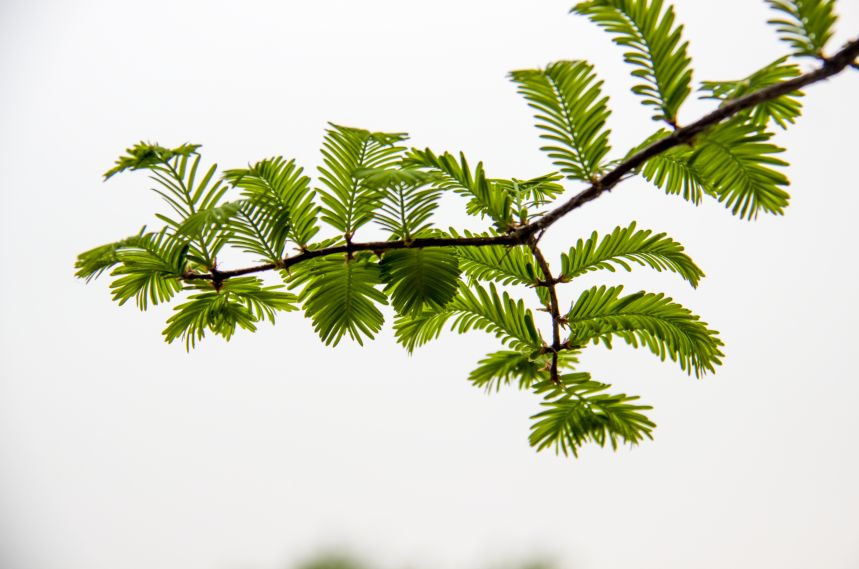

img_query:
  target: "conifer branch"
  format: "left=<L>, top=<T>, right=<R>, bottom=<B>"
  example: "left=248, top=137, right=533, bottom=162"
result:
left=523, top=36, right=859, bottom=234
left=180, top=37, right=858, bottom=284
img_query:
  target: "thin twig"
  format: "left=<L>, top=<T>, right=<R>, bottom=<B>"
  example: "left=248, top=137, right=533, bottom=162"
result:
left=520, top=37, right=859, bottom=237
left=528, top=239, right=563, bottom=384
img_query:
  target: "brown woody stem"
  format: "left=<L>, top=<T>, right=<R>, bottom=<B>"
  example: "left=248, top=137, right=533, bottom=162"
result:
left=181, top=37, right=859, bottom=284
left=528, top=240, right=563, bottom=384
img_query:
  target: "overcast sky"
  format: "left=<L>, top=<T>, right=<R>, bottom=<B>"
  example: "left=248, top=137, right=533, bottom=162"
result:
left=1, top=1, right=858, bottom=568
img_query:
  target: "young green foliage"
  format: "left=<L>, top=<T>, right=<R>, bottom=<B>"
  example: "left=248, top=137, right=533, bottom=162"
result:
left=405, top=149, right=514, bottom=230
left=559, top=222, right=704, bottom=286
left=700, top=57, right=804, bottom=129
left=566, top=285, right=723, bottom=377
left=510, top=60, right=612, bottom=181
left=691, top=120, right=791, bottom=219
left=76, top=0, right=857, bottom=457
left=573, top=0, right=693, bottom=124
left=103, top=142, right=200, bottom=180
left=164, top=277, right=297, bottom=350
left=380, top=249, right=461, bottom=315
left=294, top=254, right=388, bottom=346
left=766, top=0, right=838, bottom=57
left=635, top=118, right=791, bottom=220
left=318, top=124, right=408, bottom=236
left=359, top=166, right=444, bottom=240
left=469, top=350, right=580, bottom=393
left=108, top=230, right=189, bottom=310
left=224, top=156, right=320, bottom=250
left=636, top=132, right=712, bottom=204
left=529, top=375, right=655, bottom=456
left=394, top=281, right=543, bottom=353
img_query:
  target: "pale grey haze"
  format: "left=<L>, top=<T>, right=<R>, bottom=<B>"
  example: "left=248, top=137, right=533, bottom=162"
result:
left=1, top=1, right=857, bottom=568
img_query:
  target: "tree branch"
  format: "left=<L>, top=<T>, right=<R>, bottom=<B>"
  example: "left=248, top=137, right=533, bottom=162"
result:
left=528, top=240, right=563, bottom=384
left=519, top=37, right=859, bottom=237
left=182, top=37, right=859, bottom=283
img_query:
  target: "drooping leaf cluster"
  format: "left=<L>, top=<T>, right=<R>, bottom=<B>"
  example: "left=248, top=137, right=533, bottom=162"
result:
left=77, top=0, right=844, bottom=456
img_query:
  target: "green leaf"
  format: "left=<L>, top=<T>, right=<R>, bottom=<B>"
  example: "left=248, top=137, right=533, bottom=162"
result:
left=510, top=60, right=612, bottom=181
left=636, top=130, right=714, bottom=204
left=103, top=141, right=200, bottom=180
left=220, top=277, right=298, bottom=322
left=226, top=198, right=292, bottom=263
left=176, top=200, right=244, bottom=238
left=700, top=56, right=804, bottom=129
left=559, top=221, right=704, bottom=287
left=380, top=248, right=461, bottom=315
left=74, top=228, right=148, bottom=282
left=492, top=173, right=566, bottom=223
left=691, top=120, right=790, bottom=220
left=452, top=235, right=540, bottom=287
left=297, top=254, right=388, bottom=346
left=108, top=231, right=189, bottom=310
left=529, top=373, right=655, bottom=456
left=394, top=282, right=543, bottom=352
left=765, top=0, right=838, bottom=57
left=469, top=349, right=580, bottom=393
left=317, top=124, right=408, bottom=235
left=566, top=285, right=723, bottom=377
left=163, top=277, right=298, bottom=351
left=148, top=154, right=230, bottom=266
left=574, top=0, right=693, bottom=124
left=223, top=156, right=319, bottom=247
left=405, top=149, right=513, bottom=230
left=451, top=237, right=549, bottom=306
left=363, top=167, right=444, bottom=240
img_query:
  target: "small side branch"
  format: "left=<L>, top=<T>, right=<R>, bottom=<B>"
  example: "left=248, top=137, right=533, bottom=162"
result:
left=528, top=239, right=563, bottom=384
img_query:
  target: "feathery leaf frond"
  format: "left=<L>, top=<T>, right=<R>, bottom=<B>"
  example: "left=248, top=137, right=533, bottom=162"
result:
left=700, top=56, right=804, bottom=129
left=492, top=173, right=566, bottom=223
left=766, top=0, right=838, bottom=57
left=510, top=60, right=612, bottom=181
left=177, top=200, right=244, bottom=238
left=103, top=141, right=200, bottom=180
left=362, top=167, right=444, bottom=240
left=296, top=254, right=388, bottom=346
left=75, top=228, right=148, bottom=282
left=317, top=124, right=408, bottom=235
left=451, top=237, right=549, bottom=305
left=380, top=248, right=461, bottom=315
left=226, top=198, right=292, bottom=263
left=453, top=239, right=540, bottom=287
left=529, top=374, right=655, bottom=456
left=559, top=222, right=703, bottom=287
left=635, top=130, right=714, bottom=204
left=108, top=231, right=189, bottom=310
left=692, top=120, right=790, bottom=220
left=224, top=156, right=319, bottom=247
left=147, top=154, right=230, bottom=266
left=405, top=149, right=512, bottom=229
left=574, top=0, right=693, bottom=124
left=394, top=282, right=543, bottom=353
left=566, top=285, right=723, bottom=377
left=162, top=277, right=296, bottom=350
left=469, top=349, right=580, bottom=393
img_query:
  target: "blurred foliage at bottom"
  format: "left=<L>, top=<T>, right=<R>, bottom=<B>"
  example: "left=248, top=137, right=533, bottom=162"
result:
left=294, top=553, right=554, bottom=569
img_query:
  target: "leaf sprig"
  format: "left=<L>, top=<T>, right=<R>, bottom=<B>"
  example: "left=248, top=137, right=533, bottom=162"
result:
left=76, top=0, right=859, bottom=457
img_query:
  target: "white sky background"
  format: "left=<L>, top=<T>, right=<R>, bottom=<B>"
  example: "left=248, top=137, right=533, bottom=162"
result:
left=1, top=1, right=858, bottom=568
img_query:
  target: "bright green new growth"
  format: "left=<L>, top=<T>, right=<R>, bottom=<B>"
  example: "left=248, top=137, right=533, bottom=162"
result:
left=76, top=0, right=854, bottom=456
left=573, top=0, right=693, bottom=125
